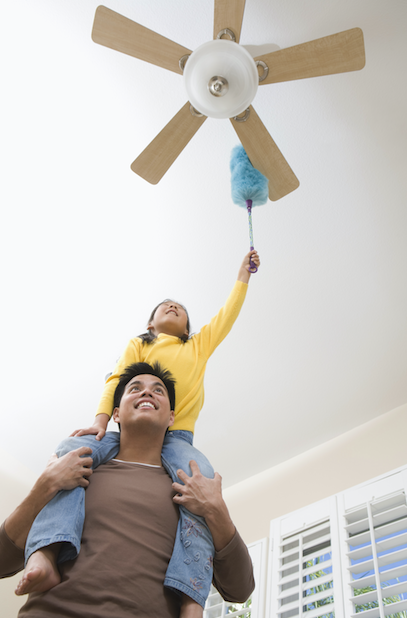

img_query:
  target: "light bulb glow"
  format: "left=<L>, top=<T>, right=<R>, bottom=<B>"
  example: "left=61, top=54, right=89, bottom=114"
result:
left=183, top=40, right=258, bottom=119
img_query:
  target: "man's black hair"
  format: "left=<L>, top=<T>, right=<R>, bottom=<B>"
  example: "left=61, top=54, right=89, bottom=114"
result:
left=113, top=362, right=176, bottom=411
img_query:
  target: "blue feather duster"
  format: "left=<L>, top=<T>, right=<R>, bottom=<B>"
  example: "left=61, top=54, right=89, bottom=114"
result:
left=230, top=145, right=268, bottom=274
left=230, top=145, right=268, bottom=207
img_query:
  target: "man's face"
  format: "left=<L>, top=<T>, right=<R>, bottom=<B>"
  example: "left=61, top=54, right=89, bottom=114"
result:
left=148, top=301, right=189, bottom=339
left=113, top=374, right=174, bottom=431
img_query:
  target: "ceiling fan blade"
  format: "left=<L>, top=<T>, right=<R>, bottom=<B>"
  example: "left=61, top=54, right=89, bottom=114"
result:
left=92, top=6, right=192, bottom=74
left=213, top=0, right=246, bottom=43
left=131, top=102, right=207, bottom=184
left=255, top=28, right=365, bottom=85
left=230, top=106, right=299, bottom=201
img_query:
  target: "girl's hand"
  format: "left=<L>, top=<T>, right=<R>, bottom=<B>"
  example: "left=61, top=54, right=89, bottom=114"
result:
left=246, top=249, right=260, bottom=271
left=70, top=426, right=105, bottom=440
left=70, top=414, right=110, bottom=441
left=237, top=249, right=260, bottom=283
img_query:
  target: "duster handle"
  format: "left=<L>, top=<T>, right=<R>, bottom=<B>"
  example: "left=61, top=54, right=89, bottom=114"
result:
left=246, top=200, right=258, bottom=273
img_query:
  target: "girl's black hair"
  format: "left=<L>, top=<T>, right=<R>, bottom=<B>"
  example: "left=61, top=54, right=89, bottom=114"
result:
left=138, top=299, right=191, bottom=344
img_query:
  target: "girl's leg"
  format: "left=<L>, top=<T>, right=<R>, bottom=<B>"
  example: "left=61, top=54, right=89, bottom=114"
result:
left=25, top=432, right=120, bottom=565
left=161, top=431, right=215, bottom=609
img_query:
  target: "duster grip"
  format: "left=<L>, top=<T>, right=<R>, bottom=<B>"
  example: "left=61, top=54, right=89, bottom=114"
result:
left=249, top=246, right=258, bottom=273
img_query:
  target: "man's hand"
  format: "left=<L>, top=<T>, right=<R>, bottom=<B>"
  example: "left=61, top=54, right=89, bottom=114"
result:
left=172, top=461, right=235, bottom=551
left=70, top=413, right=110, bottom=441
left=172, top=460, right=223, bottom=518
left=43, top=448, right=93, bottom=496
left=4, top=447, right=93, bottom=550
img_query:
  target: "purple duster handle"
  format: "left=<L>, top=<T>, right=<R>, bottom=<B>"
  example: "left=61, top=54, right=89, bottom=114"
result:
left=246, top=200, right=258, bottom=273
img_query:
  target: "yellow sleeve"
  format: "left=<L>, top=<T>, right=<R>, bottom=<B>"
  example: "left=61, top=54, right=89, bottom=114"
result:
left=96, top=338, right=143, bottom=418
left=194, top=280, right=248, bottom=358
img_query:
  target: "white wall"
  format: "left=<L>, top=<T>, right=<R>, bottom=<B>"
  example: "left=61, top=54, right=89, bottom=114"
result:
left=0, top=449, right=37, bottom=617
left=224, top=402, right=407, bottom=544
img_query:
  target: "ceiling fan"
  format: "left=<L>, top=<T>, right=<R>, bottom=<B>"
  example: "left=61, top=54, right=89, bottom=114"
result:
left=91, top=1, right=365, bottom=201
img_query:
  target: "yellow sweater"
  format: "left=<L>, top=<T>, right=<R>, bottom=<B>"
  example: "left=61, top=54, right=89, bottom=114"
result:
left=96, top=280, right=248, bottom=433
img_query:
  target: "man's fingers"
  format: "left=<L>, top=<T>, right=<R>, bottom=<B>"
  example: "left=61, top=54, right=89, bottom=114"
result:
left=176, top=469, right=189, bottom=483
left=172, top=481, right=184, bottom=494
left=188, top=460, right=201, bottom=474
left=80, top=461, right=93, bottom=472
left=74, top=447, right=93, bottom=457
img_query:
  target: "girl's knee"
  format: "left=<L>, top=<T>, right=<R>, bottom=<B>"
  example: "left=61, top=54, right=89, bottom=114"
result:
left=55, top=435, right=97, bottom=457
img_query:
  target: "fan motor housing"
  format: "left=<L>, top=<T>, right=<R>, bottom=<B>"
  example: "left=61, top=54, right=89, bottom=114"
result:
left=183, top=40, right=259, bottom=119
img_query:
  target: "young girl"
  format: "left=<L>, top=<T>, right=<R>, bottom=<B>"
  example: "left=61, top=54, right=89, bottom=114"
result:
left=21, top=249, right=260, bottom=617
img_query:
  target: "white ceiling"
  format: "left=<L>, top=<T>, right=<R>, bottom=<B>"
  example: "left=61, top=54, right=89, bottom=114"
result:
left=1, top=0, right=406, bottom=488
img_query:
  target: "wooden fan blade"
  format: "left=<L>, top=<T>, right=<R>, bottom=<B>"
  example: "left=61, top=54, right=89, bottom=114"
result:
left=255, top=28, right=365, bottom=85
left=131, top=103, right=207, bottom=184
left=213, top=0, right=246, bottom=43
left=230, top=106, right=299, bottom=201
left=92, top=6, right=192, bottom=74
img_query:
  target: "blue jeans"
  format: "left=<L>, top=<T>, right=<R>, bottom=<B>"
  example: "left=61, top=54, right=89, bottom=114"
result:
left=25, top=430, right=214, bottom=608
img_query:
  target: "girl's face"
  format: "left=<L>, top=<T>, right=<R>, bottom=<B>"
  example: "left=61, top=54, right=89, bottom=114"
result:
left=147, top=301, right=189, bottom=339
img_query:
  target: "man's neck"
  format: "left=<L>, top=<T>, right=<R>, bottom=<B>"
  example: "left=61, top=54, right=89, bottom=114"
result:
left=115, top=432, right=164, bottom=467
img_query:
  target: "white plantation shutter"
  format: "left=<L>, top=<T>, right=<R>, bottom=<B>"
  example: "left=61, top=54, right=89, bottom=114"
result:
left=204, top=538, right=268, bottom=618
left=267, top=497, right=344, bottom=618
left=219, top=465, right=407, bottom=618
left=337, top=468, right=407, bottom=618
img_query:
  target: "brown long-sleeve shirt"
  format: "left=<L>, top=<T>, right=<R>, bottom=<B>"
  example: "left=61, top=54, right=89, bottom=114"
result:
left=0, top=460, right=254, bottom=617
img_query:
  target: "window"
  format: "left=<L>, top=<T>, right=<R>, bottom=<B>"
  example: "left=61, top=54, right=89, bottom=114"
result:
left=338, top=468, right=407, bottom=617
left=268, top=465, right=407, bottom=618
left=204, top=538, right=268, bottom=618
left=267, top=497, right=344, bottom=618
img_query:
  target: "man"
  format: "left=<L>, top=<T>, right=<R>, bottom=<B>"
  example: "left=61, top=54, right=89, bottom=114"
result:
left=1, top=362, right=254, bottom=617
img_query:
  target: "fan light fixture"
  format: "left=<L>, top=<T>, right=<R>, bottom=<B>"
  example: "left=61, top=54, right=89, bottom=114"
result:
left=183, top=40, right=259, bottom=119
left=91, top=4, right=366, bottom=198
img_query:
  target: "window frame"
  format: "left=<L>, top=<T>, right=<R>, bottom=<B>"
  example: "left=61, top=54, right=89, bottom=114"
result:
left=266, top=464, right=407, bottom=618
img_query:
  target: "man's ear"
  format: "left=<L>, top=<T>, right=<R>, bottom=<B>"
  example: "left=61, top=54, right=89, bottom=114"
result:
left=112, top=407, right=120, bottom=424
left=168, top=410, right=175, bottom=428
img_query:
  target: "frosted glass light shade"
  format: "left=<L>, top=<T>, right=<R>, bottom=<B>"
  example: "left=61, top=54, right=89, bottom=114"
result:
left=183, top=40, right=258, bottom=119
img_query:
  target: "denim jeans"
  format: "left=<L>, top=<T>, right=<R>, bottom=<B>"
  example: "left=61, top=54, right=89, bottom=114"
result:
left=25, top=430, right=214, bottom=608
left=161, top=430, right=215, bottom=607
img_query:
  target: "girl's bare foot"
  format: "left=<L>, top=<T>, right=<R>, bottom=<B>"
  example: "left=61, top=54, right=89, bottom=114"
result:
left=179, top=594, right=203, bottom=618
left=15, top=544, right=61, bottom=596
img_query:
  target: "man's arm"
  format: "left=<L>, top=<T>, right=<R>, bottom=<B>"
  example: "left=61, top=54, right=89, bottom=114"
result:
left=4, top=447, right=93, bottom=551
left=172, top=461, right=255, bottom=603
